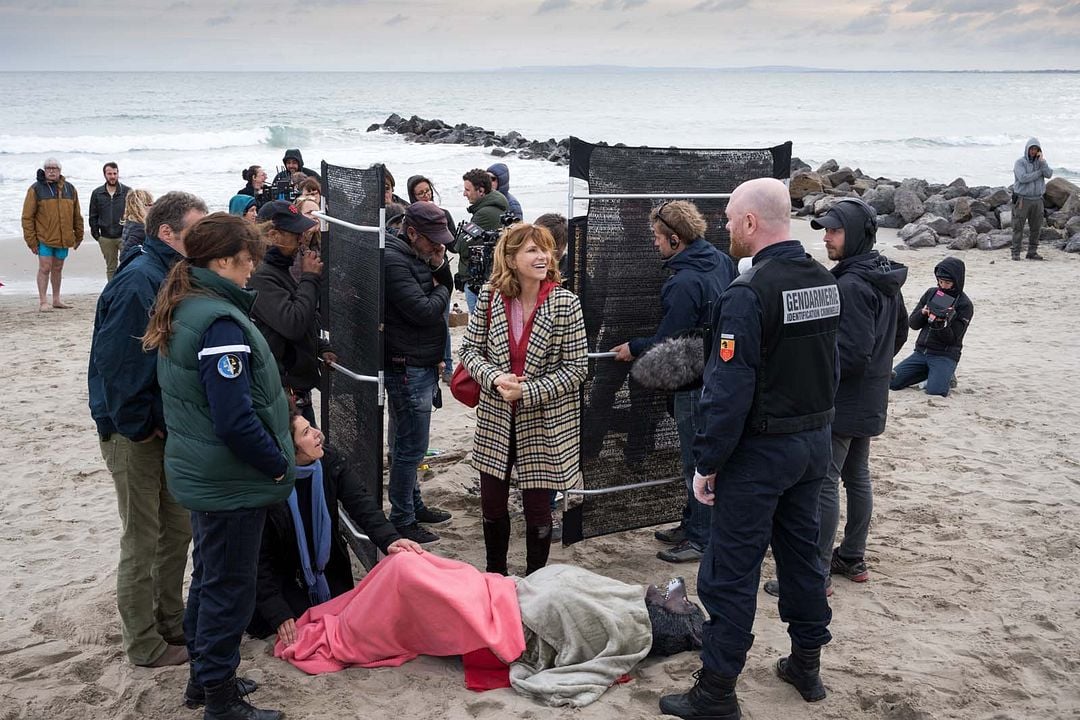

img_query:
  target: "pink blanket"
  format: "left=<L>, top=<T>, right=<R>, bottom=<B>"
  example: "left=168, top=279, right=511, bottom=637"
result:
left=275, top=552, right=526, bottom=674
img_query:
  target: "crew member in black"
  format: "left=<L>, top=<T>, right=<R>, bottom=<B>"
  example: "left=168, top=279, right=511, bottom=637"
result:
left=661, top=178, right=839, bottom=720
left=890, top=257, right=973, bottom=397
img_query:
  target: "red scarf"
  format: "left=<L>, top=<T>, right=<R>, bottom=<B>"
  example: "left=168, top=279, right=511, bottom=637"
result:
left=503, top=280, right=556, bottom=378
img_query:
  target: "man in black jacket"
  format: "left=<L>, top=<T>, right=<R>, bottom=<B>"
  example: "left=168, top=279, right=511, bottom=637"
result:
left=88, top=162, right=130, bottom=281
left=890, top=257, right=973, bottom=397
left=764, top=199, right=908, bottom=597
left=384, top=201, right=457, bottom=544
left=271, top=149, right=321, bottom=200
left=248, top=201, right=329, bottom=427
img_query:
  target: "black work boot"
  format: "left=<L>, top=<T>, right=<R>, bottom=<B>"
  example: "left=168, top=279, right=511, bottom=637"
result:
left=184, top=665, right=260, bottom=709
left=776, top=643, right=827, bottom=702
left=524, top=523, right=553, bottom=576
left=482, top=515, right=511, bottom=575
left=203, top=674, right=282, bottom=720
left=659, top=668, right=740, bottom=719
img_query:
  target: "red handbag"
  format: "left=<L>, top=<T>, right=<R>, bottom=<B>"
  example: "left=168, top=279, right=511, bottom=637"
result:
left=450, top=295, right=493, bottom=408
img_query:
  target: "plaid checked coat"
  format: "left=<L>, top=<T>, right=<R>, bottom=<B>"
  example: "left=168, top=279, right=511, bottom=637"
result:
left=458, top=285, right=588, bottom=491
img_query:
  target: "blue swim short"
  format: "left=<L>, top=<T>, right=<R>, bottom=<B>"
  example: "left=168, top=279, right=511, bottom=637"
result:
left=38, top=244, right=70, bottom=260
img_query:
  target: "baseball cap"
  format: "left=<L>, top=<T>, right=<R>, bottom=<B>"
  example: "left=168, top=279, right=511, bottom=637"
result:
left=265, top=200, right=317, bottom=235
left=404, top=201, right=455, bottom=246
left=810, top=207, right=845, bottom=230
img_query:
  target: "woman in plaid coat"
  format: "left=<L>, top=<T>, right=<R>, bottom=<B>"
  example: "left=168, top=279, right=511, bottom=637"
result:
left=459, top=223, right=587, bottom=576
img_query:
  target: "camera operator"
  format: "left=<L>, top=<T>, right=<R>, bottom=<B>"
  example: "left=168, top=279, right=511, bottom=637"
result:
left=270, top=149, right=321, bottom=202
left=238, top=165, right=273, bottom=209
left=890, top=257, right=973, bottom=397
left=384, top=201, right=457, bottom=544
left=456, top=168, right=509, bottom=313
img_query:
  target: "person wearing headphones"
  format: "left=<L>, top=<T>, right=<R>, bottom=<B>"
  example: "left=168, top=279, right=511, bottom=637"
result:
left=610, top=200, right=736, bottom=564
left=764, top=198, right=908, bottom=598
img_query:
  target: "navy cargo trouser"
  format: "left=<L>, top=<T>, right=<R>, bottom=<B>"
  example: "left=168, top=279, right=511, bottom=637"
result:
left=697, top=426, right=833, bottom=677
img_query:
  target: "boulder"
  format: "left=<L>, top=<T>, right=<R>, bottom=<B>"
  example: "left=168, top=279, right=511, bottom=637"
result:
left=877, top=213, right=905, bottom=229
left=997, top=208, right=1012, bottom=229
left=790, top=171, right=825, bottom=201
left=790, top=157, right=812, bottom=174
left=490, top=147, right=508, bottom=157
left=899, top=177, right=930, bottom=200
left=924, top=194, right=952, bottom=218
left=1040, top=226, right=1064, bottom=244
left=895, top=189, right=925, bottom=223
left=976, top=231, right=1012, bottom=250
left=1044, top=177, right=1080, bottom=208
left=863, top=185, right=896, bottom=214
left=827, top=167, right=856, bottom=187
left=366, top=122, right=382, bottom=132
left=814, top=195, right=845, bottom=214
left=853, top=177, right=877, bottom=194
left=1065, top=215, right=1080, bottom=238
left=816, top=159, right=839, bottom=174
left=900, top=224, right=938, bottom=248
left=915, top=213, right=951, bottom=235
left=1048, top=210, right=1073, bottom=229
left=947, top=226, right=978, bottom=251
left=982, top=188, right=1011, bottom=208
left=970, top=216, right=995, bottom=234
left=951, top=197, right=974, bottom=223
left=943, top=185, right=969, bottom=201
left=1066, top=235, right=1080, bottom=253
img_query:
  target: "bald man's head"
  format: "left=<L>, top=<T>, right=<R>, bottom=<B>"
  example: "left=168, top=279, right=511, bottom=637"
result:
left=725, top=178, right=792, bottom=258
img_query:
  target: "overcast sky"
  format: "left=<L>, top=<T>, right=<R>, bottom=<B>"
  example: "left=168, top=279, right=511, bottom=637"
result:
left=2, top=0, right=1078, bottom=72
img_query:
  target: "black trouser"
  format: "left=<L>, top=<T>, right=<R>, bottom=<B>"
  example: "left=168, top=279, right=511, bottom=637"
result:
left=184, top=507, right=267, bottom=687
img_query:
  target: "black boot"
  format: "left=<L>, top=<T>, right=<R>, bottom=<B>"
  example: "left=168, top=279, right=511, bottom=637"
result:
left=184, top=665, right=260, bottom=709
left=524, top=523, right=552, bottom=576
left=776, top=643, right=827, bottom=702
left=659, top=668, right=740, bottom=719
left=203, top=674, right=282, bottom=720
left=482, top=515, right=511, bottom=575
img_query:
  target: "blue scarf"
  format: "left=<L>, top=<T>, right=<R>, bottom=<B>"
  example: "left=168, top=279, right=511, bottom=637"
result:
left=287, top=460, right=332, bottom=606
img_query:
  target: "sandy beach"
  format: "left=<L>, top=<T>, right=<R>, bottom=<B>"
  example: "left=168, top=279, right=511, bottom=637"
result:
left=1, top=222, right=1078, bottom=720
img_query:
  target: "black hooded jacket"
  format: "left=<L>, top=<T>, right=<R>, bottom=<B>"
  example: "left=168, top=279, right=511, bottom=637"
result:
left=384, top=234, right=451, bottom=367
left=272, top=148, right=321, bottom=187
left=908, top=257, right=973, bottom=363
left=248, top=247, right=331, bottom=392
left=829, top=202, right=909, bottom=437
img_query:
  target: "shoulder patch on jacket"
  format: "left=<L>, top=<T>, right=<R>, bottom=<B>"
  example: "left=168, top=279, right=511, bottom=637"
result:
left=217, top=354, right=243, bottom=379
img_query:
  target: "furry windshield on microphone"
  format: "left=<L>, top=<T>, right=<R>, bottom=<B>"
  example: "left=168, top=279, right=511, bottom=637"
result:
left=630, top=335, right=705, bottom=390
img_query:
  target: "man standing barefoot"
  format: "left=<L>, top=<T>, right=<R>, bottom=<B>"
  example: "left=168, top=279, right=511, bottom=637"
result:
left=22, top=158, right=84, bottom=311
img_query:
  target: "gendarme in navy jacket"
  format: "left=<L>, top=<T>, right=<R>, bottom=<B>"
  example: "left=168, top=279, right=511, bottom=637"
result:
left=383, top=234, right=450, bottom=367
left=909, top=257, right=973, bottom=363
left=627, top=238, right=736, bottom=367
left=831, top=251, right=908, bottom=437
left=88, top=235, right=182, bottom=441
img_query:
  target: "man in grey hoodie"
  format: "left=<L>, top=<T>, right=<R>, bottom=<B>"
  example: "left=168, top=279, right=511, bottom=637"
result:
left=1011, top=138, right=1052, bottom=261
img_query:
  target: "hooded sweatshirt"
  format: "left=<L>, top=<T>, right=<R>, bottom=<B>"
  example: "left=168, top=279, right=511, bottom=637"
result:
left=1013, top=137, right=1053, bottom=200
left=273, top=148, right=321, bottom=187
left=229, top=194, right=257, bottom=217
left=908, top=257, right=973, bottom=363
left=829, top=204, right=909, bottom=436
left=487, top=163, right=523, bottom=219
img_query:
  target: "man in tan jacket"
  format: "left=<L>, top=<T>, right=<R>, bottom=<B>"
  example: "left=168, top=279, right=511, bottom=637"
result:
left=22, top=158, right=84, bottom=311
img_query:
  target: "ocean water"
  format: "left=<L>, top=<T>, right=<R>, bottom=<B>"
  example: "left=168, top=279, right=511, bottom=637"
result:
left=2, top=69, right=1078, bottom=290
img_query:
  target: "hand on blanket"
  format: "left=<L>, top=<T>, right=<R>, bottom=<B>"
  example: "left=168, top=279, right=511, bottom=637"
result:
left=387, top=538, right=425, bottom=554
left=277, top=618, right=297, bottom=647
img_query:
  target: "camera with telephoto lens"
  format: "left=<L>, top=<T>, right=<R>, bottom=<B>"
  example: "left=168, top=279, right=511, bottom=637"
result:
left=457, top=212, right=519, bottom=294
left=268, top=167, right=300, bottom=203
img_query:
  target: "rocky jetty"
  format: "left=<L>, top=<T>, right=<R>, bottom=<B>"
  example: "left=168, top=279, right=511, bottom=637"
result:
left=367, top=113, right=573, bottom=165
left=788, top=158, right=1080, bottom=253
left=368, top=114, right=1080, bottom=253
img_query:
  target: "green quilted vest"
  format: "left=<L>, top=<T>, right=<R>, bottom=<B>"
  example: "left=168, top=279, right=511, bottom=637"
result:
left=157, top=266, right=296, bottom=511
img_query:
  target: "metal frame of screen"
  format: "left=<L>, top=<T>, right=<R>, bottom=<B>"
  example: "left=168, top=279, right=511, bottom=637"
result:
left=319, top=161, right=386, bottom=569
left=561, top=137, right=793, bottom=545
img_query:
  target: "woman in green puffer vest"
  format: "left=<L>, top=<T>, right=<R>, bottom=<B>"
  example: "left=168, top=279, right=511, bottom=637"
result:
left=142, top=212, right=301, bottom=720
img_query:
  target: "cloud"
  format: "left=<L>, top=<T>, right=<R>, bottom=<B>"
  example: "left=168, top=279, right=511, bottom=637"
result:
left=906, top=0, right=1016, bottom=13
left=599, top=0, right=646, bottom=9
left=1058, top=1, right=1080, bottom=15
left=536, top=0, right=574, bottom=13
left=384, top=13, right=407, bottom=26
left=690, top=0, right=750, bottom=11
left=205, top=14, right=233, bottom=26
left=844, top=8, right=890, bottom=32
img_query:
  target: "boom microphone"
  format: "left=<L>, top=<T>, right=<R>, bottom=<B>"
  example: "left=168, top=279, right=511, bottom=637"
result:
left=630, top=335, right=705, bottom=390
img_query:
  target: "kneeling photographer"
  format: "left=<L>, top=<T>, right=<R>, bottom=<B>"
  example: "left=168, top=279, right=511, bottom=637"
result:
left=456, top=168, right=509, bottom=313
